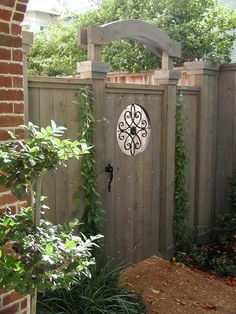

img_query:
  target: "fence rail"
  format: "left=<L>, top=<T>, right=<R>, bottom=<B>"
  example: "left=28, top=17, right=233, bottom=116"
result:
left=26, top=63, right=235, bottom=260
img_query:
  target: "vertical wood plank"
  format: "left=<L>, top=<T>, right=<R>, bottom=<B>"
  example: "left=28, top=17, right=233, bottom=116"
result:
left=215, top=70, right=234, bottom=216
left=114, top=93, right=126, bottom=262
left=66, top=89, right=81, bottom=221
left=138, top=94, right=153, bottom=259
left=39, top=88, right=56, bottom=222
left=182, top=93, right=197, bottom=228
left=151, top=94, right=161, bottom=255
left=53, top=89, right=68, bottom=224
left=28, top=87, right=40, bottom=126
left=104, top=91, right=115, bottom=259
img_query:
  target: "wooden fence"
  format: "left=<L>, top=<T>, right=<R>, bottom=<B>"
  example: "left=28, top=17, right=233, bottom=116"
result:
left=28, top=76, right=91, bottom=223
left=27, top=61, right=235, bottom=261
left=215, top=64, right=236, bottom=216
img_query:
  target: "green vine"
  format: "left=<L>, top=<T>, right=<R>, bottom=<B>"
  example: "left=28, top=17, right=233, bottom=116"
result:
left=74, top=86, right=103, bottom=237
left=174, top=93, right=192, bottom=252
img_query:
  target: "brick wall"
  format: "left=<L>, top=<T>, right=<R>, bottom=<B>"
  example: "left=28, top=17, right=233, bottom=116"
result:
left=0, top=0, right=28, bottom=313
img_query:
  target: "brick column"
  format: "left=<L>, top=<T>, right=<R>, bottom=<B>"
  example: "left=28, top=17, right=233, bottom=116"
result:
left=0, top=0, right=29, bottom=313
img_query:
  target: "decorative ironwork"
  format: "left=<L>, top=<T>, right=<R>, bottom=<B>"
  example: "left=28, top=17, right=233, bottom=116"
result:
left=117, top=104, right=151, bottom=156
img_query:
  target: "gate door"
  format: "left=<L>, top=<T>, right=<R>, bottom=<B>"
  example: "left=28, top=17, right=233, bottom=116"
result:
left=101, top=84, right=164, bottom=263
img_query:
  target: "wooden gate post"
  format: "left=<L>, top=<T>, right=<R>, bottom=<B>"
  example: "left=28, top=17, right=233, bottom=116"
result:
left=77, top=59, right=109, bottom=231
left=182, top=61, right=219, bottom=241
left=154, top=68, right=180, bottom=258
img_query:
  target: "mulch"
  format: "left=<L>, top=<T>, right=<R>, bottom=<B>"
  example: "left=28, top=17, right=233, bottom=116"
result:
left=121, top=256, right=236, bottom=314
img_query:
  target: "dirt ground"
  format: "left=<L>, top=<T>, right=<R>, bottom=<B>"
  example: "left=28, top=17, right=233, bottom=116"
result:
left=121, top=256, right=236, bottom=314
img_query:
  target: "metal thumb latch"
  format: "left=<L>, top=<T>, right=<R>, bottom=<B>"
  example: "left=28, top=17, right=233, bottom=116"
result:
left=105, top=163, right=113, bottom=192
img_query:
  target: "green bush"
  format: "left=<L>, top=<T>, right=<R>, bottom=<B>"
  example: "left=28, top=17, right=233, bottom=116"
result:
left=176, top=213, right=236, bottom=278
left=0, top=207, right=99, bottom=294
left=227, top=173, right=236, bottom=211
left=37, top=261, right=146, bottom=314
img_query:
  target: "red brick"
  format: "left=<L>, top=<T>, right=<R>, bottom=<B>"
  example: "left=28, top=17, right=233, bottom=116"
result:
left=0, top=129, right=11, bottom=140
left=0, top=0, right=15, bottom=7
left=0, top=76, right=12, bottom=87
left=0, top=22, right=9, bottom=33
left=0, top=9, right=12, bottom=21
left=0, top=185, right=9, bottom=193
left=0, top=34, right=22, bottom=48
left=15, top=127, right=25, bottom=138
left=0, top=48, right=11, bottom=60
left=21, top=298, right=27, bottom=309
left=0, top=63, right=23, bottom=75
left=0, top=102, right=13, bottom=113
left=0, top=193, right=17, bottom=206
left=3, top=291, right=22, bottom=306
left=0, top=90, right=23, bottom=101
left=11, top=23, right=21, bottom=36
left=12, top=76, right=23, bottom=88
left=16, top=3, right=27, bottom=13
left=13, top=12, right=24, bottom=22
left=12, top=49, right=22, bottom=61
left=0, top=130, right=11, bottom=140
left=0, top=302, right=19, bottom=314
left=0, top=115, right=24, bottom=127
left=14, top=103, right=24, bottom=113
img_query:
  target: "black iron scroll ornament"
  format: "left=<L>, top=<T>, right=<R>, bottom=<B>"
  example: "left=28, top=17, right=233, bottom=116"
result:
left=117, top=104, right=150, bottom=156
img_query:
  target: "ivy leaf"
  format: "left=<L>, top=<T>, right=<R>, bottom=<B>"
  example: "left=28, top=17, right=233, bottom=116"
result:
left=65, top=240, right=76, bottom=250
left=45, top=243, right=54, bottom=255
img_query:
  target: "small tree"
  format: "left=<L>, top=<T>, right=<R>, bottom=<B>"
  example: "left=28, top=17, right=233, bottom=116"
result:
left=0, top=121, right=101, bottom=313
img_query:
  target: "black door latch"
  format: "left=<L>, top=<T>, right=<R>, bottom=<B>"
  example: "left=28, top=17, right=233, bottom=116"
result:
left=105, top=163, right=113, bottom=192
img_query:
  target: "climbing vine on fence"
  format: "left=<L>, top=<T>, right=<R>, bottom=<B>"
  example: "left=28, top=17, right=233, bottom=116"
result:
left=74, top=86, right=103, bottom=237
left=174, top=94, right=192, bottom=252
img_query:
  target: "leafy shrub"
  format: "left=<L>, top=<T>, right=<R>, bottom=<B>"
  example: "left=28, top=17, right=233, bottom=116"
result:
left=37, top=261, right=146, bottom=314
left=0, top=207, right=99, bottom=294
left=176, top=213, right=236, bottom=277
left=227, top=174, right=236, bottom=211
left=0, top=120, right=101, bottom=302
left=0, top=121, right=87, bottom=200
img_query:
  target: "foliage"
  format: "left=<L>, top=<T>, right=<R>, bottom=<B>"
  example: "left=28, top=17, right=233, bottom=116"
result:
left=0, top=121, right=88, bottom=200
left=227, top=173, right=236, bottom=211
left=37, top=260, right=146, bottom=314
left=176, top=213, right=236, bottom=277
left=176, top=174, right=236, bottom=278
left=28, top=0, right=236, bottom=75
left=28, top=19, right=86, bottom=76
left=174, top=94, right=192, bottom=252
left=0, top=207, right=99, bottom=295
left=74, top=86, right=103, bottom=237
left=0, top=121, right=101, bottom=296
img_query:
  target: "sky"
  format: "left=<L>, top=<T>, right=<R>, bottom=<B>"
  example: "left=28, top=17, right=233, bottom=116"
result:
left=27, top=0, right=98, bottom=13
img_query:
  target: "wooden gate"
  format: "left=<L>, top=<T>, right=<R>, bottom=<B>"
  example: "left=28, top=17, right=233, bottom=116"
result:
left=95, top=83, right=167, bottom=263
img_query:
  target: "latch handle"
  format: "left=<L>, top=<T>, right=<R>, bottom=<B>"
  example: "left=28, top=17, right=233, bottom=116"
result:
left=105, top=163, right=113, bottom=192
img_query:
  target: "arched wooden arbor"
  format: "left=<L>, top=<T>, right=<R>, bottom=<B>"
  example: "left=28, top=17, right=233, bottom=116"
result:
left=77, top=20, right=182, bottom=261
left=78, top=19, right=181, bottom=70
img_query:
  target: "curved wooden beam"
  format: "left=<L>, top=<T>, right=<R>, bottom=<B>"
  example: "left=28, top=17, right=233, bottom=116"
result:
left=78, top=19, right=181, bottom=58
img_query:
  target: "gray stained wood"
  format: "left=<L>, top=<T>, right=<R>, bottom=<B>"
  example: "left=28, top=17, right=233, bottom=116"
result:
left=103, top=85, right=164, bottom=263
left=27, top=73, right=227, bottom=262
